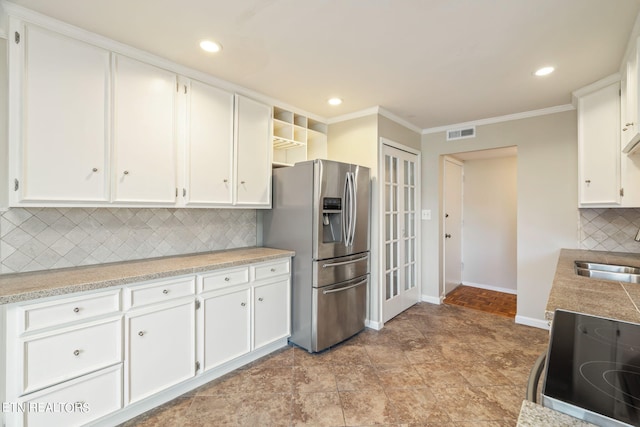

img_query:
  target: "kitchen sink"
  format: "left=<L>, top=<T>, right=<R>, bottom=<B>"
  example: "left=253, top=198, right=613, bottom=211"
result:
left=574, top=260, right=640, bottom=284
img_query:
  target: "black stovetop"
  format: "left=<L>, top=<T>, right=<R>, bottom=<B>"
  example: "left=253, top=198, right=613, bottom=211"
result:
left=543, top=310, right=640, bottom=426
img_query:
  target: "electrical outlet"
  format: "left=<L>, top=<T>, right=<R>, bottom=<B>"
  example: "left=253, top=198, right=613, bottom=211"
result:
left=421, top=209, right=431, bottom=220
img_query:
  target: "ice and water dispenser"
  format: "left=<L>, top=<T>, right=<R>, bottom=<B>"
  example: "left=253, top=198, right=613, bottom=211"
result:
left=322, top=197, right=343, bottom=243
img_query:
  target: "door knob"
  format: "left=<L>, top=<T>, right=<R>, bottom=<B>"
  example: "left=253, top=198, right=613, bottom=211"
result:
left=445, top=233, right=451, bottom=238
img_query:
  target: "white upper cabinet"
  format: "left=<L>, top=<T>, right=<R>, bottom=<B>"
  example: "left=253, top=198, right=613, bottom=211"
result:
left=183, top=79, right=234, bottom=205
left=235, top=95, right=272, bottom=207
left=576, top=80, right=621, bottom=206
left=622, top=37, right=640, bottom=153
left=6, top=14, right=275, bottom=208
left=14, top=24, right=110, bottom=204
left=113, top=55, right=177, bottom=204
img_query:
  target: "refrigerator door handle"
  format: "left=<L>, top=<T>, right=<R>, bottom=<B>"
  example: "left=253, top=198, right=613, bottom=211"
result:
left=350, top=172, right=357, bottom=247
left=322, top=278, right=368, bottom=294
left=321, top=254, right=369, bottom=268
left=343, top=172, right=351, bottom=247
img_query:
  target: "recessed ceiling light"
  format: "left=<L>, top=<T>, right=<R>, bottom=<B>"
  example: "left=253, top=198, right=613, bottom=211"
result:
left=200, top=40, right=222, bottom=53
left=534, top=66, right=555, bottom=77
left=328, top=97, right=342, bottom=106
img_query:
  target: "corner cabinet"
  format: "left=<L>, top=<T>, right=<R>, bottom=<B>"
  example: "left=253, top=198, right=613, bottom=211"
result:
left=7, top=17, right=273, bottom=208
left=2, top=256, right=291, bottom=427
left=622, top=36, right=640, bottom=154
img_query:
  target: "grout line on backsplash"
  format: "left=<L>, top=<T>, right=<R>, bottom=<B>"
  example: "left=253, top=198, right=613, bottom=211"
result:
left=0, top=207, right=257, bottom=275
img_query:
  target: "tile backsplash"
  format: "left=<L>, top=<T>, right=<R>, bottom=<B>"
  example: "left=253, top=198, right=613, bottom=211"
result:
left=579, top=208, right=640, bottom=253
left=0, top=207, right=256, bottom=274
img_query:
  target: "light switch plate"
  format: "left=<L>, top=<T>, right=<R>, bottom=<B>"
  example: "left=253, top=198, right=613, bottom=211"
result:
left=421, top=209, right=431, bottom=220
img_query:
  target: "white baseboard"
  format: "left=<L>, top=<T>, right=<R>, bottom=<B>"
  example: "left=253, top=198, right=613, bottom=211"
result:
left=421, top=294, right=442, bottom=305
left=462, top=281, right=517, bottom=295
left=515, top=315, right=550, bottom=331
left=365, top=319, right=383, bottom=331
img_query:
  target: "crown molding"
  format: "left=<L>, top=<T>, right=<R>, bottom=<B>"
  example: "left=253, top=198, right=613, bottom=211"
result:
left=327, top=106, right=422, bottom=134
left=571, top=73, right=620, bottom=107
left=421, top=104, right=575, bottom=135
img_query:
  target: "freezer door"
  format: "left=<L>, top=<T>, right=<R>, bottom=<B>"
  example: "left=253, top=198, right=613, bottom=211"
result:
left=312, top=275, right=367, bottom=352
left=349, top=164, right=370, bottom=255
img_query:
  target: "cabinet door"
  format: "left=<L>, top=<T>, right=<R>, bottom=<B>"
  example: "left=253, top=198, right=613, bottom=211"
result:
left=623, top=40, right=640, bottom=149
left=113, top=55, right=177, bottom=204
left=185, top=80, right=234, bottom=205
left=200, top=287, right=251, bottom=371
left=126, top=298, right=195, bottom=403
left=577, top=82, right=621, bottom=206
left=253, top=279, right=290, bottom=350
left=235, top=95, right=272, bottom=206
left=19, top=25, right=110, bottom=203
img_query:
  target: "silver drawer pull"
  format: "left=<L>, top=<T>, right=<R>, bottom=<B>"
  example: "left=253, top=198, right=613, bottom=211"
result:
left=162, top=289, right=169, bottom=294
left=73, top=307, right=80, bottom=313
left=73, top=350, right=80, bottom=356
left=138, top=331, right=145, bottom=337
left=323, top=278, right=367, bottom=294
left=322, top=254, right=369, bottom=268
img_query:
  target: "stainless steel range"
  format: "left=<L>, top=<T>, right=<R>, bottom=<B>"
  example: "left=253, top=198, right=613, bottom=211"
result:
left=543, top=310, right=640, bottom=426
left=262, top=159, right=370, bottom=353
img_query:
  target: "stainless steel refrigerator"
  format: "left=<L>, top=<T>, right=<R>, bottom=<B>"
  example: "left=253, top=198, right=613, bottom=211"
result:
left=262, top=159, right=370, bottom=353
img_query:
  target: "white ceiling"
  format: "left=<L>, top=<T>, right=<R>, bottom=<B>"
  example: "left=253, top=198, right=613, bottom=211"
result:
left=5, top=0, right=640, bottom=131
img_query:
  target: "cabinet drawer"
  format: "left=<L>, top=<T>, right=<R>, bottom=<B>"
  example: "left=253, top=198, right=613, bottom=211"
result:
left=252, top=259, right=290, bottom=281
left=18, top=289, right=121, bottom=334
left=127, top=277, right=195, bottom=308
left=20, top=364, right=122, bottom=427
left=23, top=318, right=122, bottom=394
left=200, top=267, right=249, bottom=292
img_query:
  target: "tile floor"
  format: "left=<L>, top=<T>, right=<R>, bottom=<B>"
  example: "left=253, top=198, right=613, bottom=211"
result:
left=122, top=302, right=549, bottom=426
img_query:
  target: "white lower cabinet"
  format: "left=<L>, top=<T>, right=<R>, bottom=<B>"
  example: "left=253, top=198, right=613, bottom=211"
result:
left=126, top=298, right=196, bottom=403
left=19, top=364, right=122, bottom=427
left=200, top=287, right=251, bottom=371
left=254, top=279, right=290, bottom=350
left=3, top=256, right=291, bottom=426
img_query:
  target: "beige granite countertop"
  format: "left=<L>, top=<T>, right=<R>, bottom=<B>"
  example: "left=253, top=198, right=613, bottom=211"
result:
left=0, top=246, right=294, bottom=305
left=517, top=401, right=596, bottom=426
left=545, top=248, right=640, bottom=324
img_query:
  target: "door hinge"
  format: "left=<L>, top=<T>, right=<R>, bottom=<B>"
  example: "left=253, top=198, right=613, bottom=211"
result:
left=14, top=179, right=19, bottom=191
left=621, top=188, right=625, bottom=197
left=175, top=187, right=178, bottom=198
left=14, top=31, right=20, bottom=44
left=183, top=188, right=187, bottom=197
left=195, top=361, right=201, bottom=372
left=184, top=85, right=187, bottom=94
left=620, top=88, right=622, bottom=97
left=176, top=82, right=179, bottom=92
left=195, top=299, right=201, bottom=310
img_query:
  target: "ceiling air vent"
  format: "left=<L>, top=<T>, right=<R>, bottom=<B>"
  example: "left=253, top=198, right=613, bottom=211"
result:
left=446, top=126, right=476, bottom=141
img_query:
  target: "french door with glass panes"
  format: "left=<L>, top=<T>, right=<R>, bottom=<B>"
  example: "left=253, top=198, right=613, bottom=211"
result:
left=382, top=143, right=420, bottom=323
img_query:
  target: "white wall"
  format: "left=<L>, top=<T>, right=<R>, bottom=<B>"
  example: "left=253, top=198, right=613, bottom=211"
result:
left=462, top=155, right=517, bottom=293
left=421, top=110, right=578, bottom=328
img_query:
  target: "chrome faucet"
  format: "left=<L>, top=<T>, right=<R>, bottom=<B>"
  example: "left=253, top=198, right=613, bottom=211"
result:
left=635, top=227, right=640, bottom=242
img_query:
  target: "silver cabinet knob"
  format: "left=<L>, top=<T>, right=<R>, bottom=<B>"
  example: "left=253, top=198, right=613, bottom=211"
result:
left=240, top=302, right=246, bottom=307
left=241, top=181, right=246, bottom=184
left=73, top=307, right=80, bottom=313
left=223, top=179, right=229, bottom=183
left=92, top=168, right=98, bottom=172
left=585, top=180, right=591, bottom=184
left=258, top=297, right=264, bottom=302
left=138, top=331, right=145, bottom=336
left=162, top=289, right=169, bottom=294
left=123, top=171, right=129, bottom=175
left=445, top=233, right=452, bottom=238
left=270, top=268, right=276, bottom=272
left=73, top=350, right=80, bottom=356
left=224, top=277, right=230, bottom=282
